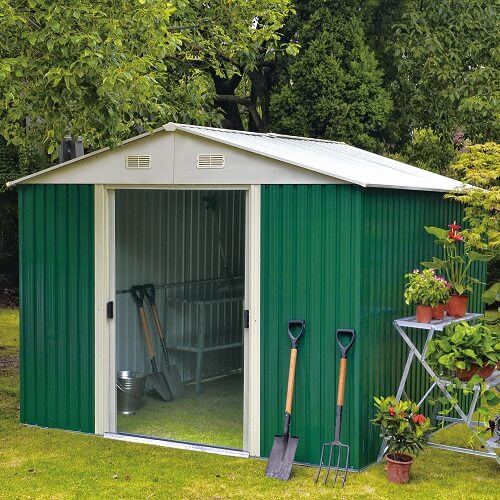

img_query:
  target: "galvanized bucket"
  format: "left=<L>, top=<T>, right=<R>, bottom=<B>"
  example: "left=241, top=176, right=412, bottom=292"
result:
left=117, top=371, right=146, bottom=415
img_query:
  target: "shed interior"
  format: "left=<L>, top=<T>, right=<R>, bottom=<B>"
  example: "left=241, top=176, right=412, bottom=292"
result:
left=114, top=189, right=246, bottom=449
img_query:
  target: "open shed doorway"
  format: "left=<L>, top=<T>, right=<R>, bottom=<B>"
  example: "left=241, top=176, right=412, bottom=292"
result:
left=114, top=189, right=246, bottom=450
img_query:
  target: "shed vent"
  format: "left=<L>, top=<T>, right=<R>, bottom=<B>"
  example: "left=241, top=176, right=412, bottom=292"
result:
left=197, top=154, right=225, bottom=169
left=125, top=155, right=151, bottom=169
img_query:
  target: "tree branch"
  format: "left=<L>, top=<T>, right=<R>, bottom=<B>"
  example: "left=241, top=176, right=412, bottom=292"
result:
left=215, top=95, right=265, bottom=132
left=215, top=95, right=252, bottom=106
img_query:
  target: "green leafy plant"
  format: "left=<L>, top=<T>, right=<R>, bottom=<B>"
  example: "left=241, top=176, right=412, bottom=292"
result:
left=426, top=320, right=500, bottom=431
left=404, top=268, right=450, bottom=307
left=426, top=321, right=500, bottom=373
left=422, top=223, right=493, bottom=296
left=372, top=397, right=433, bottom=459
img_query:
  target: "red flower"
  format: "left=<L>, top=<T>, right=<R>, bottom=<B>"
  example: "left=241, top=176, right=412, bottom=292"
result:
left=447, top=222, right=463, bottom=241
left=448, top=230, right=464, bottom=241
left=412, top=414, right=427, bottom=425
left=388, top=407, right=396, bottom=416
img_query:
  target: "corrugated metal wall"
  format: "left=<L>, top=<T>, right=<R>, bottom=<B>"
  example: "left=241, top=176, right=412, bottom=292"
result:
left=115, top=190, right=245, bottom=385
left=260, top=185, right=364, bottom=467
left=357, top=188, right=484, bottom=468
left=18, top=184, right=94, bottom=432
left=260, top=185, right=480, bottom=469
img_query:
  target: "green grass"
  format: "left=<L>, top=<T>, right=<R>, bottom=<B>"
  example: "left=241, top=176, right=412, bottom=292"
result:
left=0, top=308, right=19, bottom=356
left=1, top=308, right=499, bottom=499
left=118, top=375, right=243, bottom=448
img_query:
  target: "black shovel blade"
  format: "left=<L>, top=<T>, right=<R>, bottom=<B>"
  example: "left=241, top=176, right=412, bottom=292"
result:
left=149, top=372, right=173, bottom=402
left=163, top=365, right=185, bottom=399
left=265, top=435, right=299, bottom=480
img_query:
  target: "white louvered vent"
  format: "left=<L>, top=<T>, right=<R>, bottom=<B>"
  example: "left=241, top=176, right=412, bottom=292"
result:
left=125, top=155, right=151, bottom=169
left=197, top=154, right=225, bottom=169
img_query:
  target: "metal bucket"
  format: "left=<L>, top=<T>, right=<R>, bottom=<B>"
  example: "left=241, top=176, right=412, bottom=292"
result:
left=117, top=371, right=146, bottom=415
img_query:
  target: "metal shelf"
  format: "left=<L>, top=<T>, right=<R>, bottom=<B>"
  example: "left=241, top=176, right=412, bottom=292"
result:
left=165, top=296, right=244, bottom=394
left=378, top=313, right=500, bottom=464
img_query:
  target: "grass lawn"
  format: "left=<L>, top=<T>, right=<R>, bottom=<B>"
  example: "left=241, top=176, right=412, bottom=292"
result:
left=1, top=308, right=499, bottom=499
left=118, top=375, right=243, bottom=449
left=0, top=308, right=19, bottom=355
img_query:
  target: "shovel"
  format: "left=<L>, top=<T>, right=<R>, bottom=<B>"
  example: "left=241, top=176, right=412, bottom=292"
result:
left=315, top=329, right=356, bottom=487
left=130, top=285, right=173, bottom=402
left=266, top=320, right=306, bottom=480
left=143, top=284, right=185, bottom=399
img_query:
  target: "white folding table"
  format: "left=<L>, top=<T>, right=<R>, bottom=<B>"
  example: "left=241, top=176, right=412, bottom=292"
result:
left=377, top=313, right=500, bottom=464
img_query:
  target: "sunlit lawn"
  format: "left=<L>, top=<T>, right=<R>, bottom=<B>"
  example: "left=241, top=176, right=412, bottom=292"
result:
left=0, top=308, right=498, bottom=499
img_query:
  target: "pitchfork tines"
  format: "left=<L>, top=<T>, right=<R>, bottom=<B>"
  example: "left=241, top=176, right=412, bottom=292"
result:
left=315, top=329, right=355, bottom=488
left=315, top=439, right=350, bottom=487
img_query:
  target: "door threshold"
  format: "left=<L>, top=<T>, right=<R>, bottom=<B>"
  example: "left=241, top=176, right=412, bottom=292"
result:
left=104, top=432, right=250, bottom=458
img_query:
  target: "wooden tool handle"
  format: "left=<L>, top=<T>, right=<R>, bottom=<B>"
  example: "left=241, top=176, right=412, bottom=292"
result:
left=139, top=307, right=155, bottom=360
left=285, top=348, right=298, bottom=414
left=337, top=358, right=347, bottom=406
left=151, top=304, right=165, bottom=340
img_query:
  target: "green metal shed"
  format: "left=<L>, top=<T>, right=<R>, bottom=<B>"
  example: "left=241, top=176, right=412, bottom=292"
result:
left=8, top=123, right=481, bottom=470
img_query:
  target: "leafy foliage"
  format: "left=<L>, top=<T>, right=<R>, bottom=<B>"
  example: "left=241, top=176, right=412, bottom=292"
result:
left=0, top=1, right=294, bottom=154
left=372, top=397, right=433, bottom=458
left=391, top=0, right=500, bottom=143
left=404, top=269, right=450, bottom=307
left=446, top=143, right=500, bottom=255
left=422, top=223, right=493, bottom=296
left=426, top=321, right=500, bottom=372
left=270, top=5, right=392, bottom=151
left=426, top=320, right=500, bottom=426
left=401, top=128, right=456, bottom=175
left=167, top=0, right=297, bottom=131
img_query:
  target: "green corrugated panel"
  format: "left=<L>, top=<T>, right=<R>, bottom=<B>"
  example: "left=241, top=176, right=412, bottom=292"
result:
left=261, top=185, right=483, bottom=469
left=357, top=188, right=484, bottom=468
left=19, top=184, right=95, bottom=433
left=260, top=185, right=364, bottom=468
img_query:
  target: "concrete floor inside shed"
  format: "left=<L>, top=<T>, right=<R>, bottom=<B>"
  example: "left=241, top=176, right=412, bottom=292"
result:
left=117, top=373, right=243, bottom=449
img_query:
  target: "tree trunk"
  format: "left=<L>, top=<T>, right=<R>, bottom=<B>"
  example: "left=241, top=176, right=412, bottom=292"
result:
left=211, top=72, right=244, bottom=130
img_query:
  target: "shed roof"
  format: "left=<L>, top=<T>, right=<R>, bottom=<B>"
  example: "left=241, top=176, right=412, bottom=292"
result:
left=7, top=123, right=464, bottom=192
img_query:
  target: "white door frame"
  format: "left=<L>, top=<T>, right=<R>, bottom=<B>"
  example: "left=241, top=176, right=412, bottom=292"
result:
left=94, top=184, right=261, bottom=457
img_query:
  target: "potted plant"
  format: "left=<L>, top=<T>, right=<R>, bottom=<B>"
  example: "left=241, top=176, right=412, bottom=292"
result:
left=372, top=397, right=433, bottom=484
left=426, top=321, right=500, bottom=381
left=422, top=222, right=493, bottom=317
left=404, top=269, right=451, bottom=322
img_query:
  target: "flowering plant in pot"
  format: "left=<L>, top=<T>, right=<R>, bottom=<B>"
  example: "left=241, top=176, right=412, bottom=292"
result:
left=425, top=321, right=500, bottom=381
left=404, top=269, right=451, bottom=322
left=372, top=397, right=433, bottom=484
left=422, top=222, right=493, bottom=317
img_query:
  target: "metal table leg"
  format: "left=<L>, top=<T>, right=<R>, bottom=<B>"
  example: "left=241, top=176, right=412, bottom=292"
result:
left=382, top=317, right=500, bottom=464
left=195, top=304, right=205, bottom=394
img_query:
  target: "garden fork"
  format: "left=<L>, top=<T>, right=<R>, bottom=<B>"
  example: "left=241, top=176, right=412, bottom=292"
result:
left=315, top=329, right=355, bottom=487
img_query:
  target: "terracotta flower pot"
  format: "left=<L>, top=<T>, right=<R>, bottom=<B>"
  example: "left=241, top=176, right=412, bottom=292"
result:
left=432, top=303, right=446, bottom=320
left=386, top=453, right=414, bottom=484
left=416, top=304, right=433, bottom=323
left=446, top=294, right=468, bottom=318
left=455, top=364, right=496, bottom=381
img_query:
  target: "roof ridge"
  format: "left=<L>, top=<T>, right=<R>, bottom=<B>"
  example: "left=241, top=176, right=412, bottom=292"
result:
left=176, top=123, right=346, bottom=145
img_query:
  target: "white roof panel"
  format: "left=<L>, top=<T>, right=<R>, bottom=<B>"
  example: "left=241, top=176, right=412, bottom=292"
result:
left=7, top=123, right=464, bottom=192
left=175, top=124, right=462, bottom=192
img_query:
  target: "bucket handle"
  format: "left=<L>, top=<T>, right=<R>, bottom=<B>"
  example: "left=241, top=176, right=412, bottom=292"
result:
left=116, top=382, right=144, bottom=399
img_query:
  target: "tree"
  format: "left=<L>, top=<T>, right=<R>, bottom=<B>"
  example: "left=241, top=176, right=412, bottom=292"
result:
left=401, top=128, right=456, bottom=175
left=0, top=0, right=294, bottom=154
left=446, top=143, right=500, bottom=311
left=446, top=143, right=500, bottom=254
left=269, top=5, right=392, bottom=151
left=391, top=0, right=500, bottom=143
left=168, top=0, right=297, bottom=132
